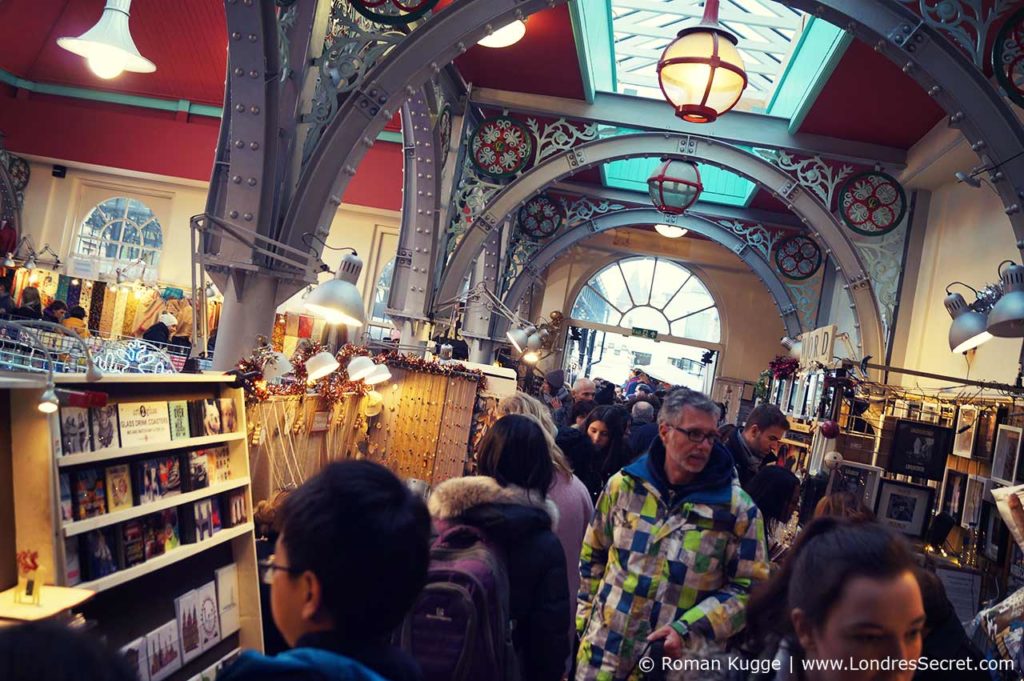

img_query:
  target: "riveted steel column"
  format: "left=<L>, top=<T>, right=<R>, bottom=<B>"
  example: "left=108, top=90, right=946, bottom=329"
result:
left=462, top=224, right=503, bottom=364
left=435, top=133, right=882, bottom=370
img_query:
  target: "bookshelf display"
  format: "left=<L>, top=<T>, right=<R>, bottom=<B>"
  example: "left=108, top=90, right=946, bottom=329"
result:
left=0, top=373, right=262, bottom=678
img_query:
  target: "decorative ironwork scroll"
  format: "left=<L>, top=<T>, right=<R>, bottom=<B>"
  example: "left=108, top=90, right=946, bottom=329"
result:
left=898, top=0, right=1014, bottom=68
left=755, top=149, right=853, bottom=210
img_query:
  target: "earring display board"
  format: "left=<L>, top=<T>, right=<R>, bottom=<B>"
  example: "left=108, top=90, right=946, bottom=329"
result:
left=0, top=373, right=261, bottom=680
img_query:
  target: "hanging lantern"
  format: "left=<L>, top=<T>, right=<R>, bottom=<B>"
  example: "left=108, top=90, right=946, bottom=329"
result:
left=648, top=158, right=703, bottom=215
left=656, top=0, right=748, bottom=123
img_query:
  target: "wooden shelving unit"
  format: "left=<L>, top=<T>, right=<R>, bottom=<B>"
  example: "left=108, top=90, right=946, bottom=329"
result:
left=0, top=373, right=263, bottom=678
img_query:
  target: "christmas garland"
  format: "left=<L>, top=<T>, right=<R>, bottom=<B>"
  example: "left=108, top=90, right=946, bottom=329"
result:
left=768, top=355, right=799, bottom=380
left=236, top=342, right=487, bottom=407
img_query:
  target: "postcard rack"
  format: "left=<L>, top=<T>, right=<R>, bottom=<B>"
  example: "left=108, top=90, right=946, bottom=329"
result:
left=0, top=373, right=262, bottom=680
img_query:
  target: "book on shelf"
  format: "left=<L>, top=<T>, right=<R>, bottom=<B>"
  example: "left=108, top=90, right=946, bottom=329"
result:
left=74, top=468, right=107, bottom=520
left=197, top=580, right=221, bottom=652
left=175, top=589, right=203, bottom=665
left=118, top=401, right=172, bottom=447
left=133, top=456, right=182, bottom=504
left=82, top=527, right=118, bottom=581
left=160, top=508, right=181, bottom=552
left=168, top=400, right=191, bottom=440
left=215, top=564, right=240, bottom=637
left=186, top=400, right=206, bottom=439
left=60, top=406, right=93, bottom=455
left=59, top=472, right=73, bottom=522
left=202, top=398, right=223, bottom=436
left=143, top=513, right=166, bottom=561
left=120, top=637, right=150, bottom=681
left=218, top=398, right=239, bottom=434
left=146, top=620, right=182, bottom=681
left=182, top=449, right=209, bottom=492
left=105, top=463, right=134, bottom=512
left=64, top=537, right=81, bottom=586
left=90, top=404, right=120, bottom=450
left=193, top=499, right=215, bottom=542
left=207, top=447, right=231, bottom=484
left=222, top=491, right=247, bottom=529
left=210, top=497, right=222, bottom=533
left=118, top=519, right=146, bottom=569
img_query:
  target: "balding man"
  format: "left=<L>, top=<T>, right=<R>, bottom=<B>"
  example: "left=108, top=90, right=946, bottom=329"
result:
left=553, top=377, right=597, bottom=427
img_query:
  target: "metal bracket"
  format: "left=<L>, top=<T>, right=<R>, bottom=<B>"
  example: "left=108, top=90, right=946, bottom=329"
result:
left=567, top=148, right=587, bottom=169
left=679, top=135, right=698, bottom=155
left=888, top=20, right=927, bottom=54
left=479, top=211, right=500, bottom=233
left=353, top=83, right=391, bottom=120
left=848, top=273, right=872, bottom=291
left=732, top=243, right=749, bottom=256
left=396, top=247, right=413, bottom=268
left=780, top=304, right=798, bottom=317
left=779, top=180, right=798, bottom=200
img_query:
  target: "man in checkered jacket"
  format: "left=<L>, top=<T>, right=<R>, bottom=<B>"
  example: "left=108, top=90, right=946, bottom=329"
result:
left=575, top=388, right=770, bottom=680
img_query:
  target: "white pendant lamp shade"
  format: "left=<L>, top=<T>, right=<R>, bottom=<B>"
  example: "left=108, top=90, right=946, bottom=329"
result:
left=478, top=20, right=526, bottom=48
left=304, top=252, right=366, bottom=326
left=364, top=363, right=392, bottom=385
left=57, top=0, right=156, bottom=80
left=987, top=263, right=1024, bottom=337
left=306, top=351, right=340, bottom=381
left=655, top=224, right=689, bottom=238
left=263, top=351, right=292, bottom=382
left=347, top=355, right=376, bottom=381
left=364, top=390, right=384, bottom=417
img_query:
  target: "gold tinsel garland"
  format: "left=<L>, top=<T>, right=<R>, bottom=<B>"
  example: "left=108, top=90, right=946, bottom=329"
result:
left=236, top=342, right=487, bottom=407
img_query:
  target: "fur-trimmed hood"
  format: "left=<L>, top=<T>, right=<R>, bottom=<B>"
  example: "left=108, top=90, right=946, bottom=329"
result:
left=429, top=476, right=560, bottom=530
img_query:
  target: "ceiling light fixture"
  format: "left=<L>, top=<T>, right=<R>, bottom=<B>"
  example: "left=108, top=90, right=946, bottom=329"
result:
left=988, top=261, right=1024, bottom=337
left=648, top=158, right=703, bottom=215
left=2, top=253, right=14, bottom=268
left=347, top=355, right=376, bottom=382
left=305, top=351, right=340, bottom=382
left=57, top=0, right=156, bottom=80
left=304, top=250, right=366, bottom=326
left=364, top=363, right=392, bottom=385
left=656, top=0, right=747, bottom=123
left=655, top=224, right=689, bottom=238
left=478, top=20, right=526, bottom=48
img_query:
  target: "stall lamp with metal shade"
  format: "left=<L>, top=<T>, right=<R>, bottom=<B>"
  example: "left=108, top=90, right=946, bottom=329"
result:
left=2, top=253, right=14, bottom=268
left=57, top=0, right=156, bottom=80
left=38, top=384, right=60, bottom=413
left=364, top=363, right=393, bottom=385
left=988, top=262, right=1024, bottom=337
left=506, top=326, right=534, bottom=354
left=944, top=289, right=993, bottom=353
left=347, top=355, right=376, bottom=382
left=262, top=351, right=293, bottom=382
left=304, top=251, right=366, bottom=326
left=305, top=351, right=340, bottom=382
left=780, top=336, right=802, bottom=358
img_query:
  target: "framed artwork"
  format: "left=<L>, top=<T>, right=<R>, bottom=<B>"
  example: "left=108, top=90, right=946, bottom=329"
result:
left=836, top=462, right=883, bottom=510
left=921, top=402, right=941, bottom=425
left=875, top=479, right=936, bottom=538
left=741, top=383, right=756, bottom=402
left=980, top=501, right=1009, bottom=564
left=952, top=405, right=980, bottom=459
left=992, top=425, right=1022, bottom=486
left=939, top=469, right=968, bottom=524
left=961, top=474, right=986, bottom=530
left=887, top=419, right=954, bottom=481
left=974, top=406, right=1007, bottom=462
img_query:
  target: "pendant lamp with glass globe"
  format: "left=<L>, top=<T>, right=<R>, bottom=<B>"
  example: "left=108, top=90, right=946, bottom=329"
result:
left=648, top=158, right=703, bottom=215
left=657, top=0, right=747, bottom=123
left=57, top=0, right=156, bottom=80
left=304, top=251, right=367, bottom=326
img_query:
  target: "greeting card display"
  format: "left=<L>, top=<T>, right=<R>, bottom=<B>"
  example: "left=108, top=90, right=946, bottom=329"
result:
left=194, top=499, right=215, bottom=541
left=134, top=456, right=182, bottom=503
left=215, top=564, right=240, bottom=637
left=218, top=398, right=238, bottom=433
left=158, top=508, right=181, bottom=552
left=182, top=450, right=209, bottom=492
left=197, top=580, right=221, bottom=651
left=90, top=404, right=120, bottom=449
left=202, top=399, right=223, bottom=436
left=168, top=400, right=191, bottom=440
left=105, top=464, right=134, bottom=512
left=82, top=527, right=118, bottom=580
left=207, top=446, right=231, bottom=483
left=118, top=402, right=172, bottom=447
left=59, top=472, right=73, bottom=521
left=74, top=468, right=107, bottom=519
left=886, top=420, right=953, bottom=481
left=64, top=537, right=81, bottom=586
left=120, top=637, right=150, bottom=681
left=146, top=620, right=182, bottom=681
left=175, top=589, right=202, bottom=664
left=187, top=400, right=206, bottom=437
left=60, top=406, right=92, bottom=455
left=143, top=513, right=166, bottom=560
left=223, top=490, right=247, bottom=528
left=118, top=519, right=146, bottom=568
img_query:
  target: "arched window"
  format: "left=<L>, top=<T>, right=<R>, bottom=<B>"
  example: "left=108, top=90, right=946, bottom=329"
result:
left=74, top=197, right=163, bottom=276
left=570, top=256, right=720, bottom=342
left=366, top=257, right=396, bottom=341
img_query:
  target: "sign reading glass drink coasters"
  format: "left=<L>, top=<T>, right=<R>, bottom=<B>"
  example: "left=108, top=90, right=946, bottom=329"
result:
left=118, top=402, right=172, bottom=447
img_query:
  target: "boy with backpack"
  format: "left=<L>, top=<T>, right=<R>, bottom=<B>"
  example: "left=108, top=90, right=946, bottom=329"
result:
left=218, top=461, right=430, bottom=681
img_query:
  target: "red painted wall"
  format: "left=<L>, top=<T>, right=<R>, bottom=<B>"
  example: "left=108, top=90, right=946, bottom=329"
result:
left=0, top=88, right=404, bottom=211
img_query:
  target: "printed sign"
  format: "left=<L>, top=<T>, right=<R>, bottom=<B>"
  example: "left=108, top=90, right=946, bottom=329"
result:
left=631, top=327, right=658, bottom=340
left=118, top=401, right=172, bottom=447
left=799, top=324, right=836, bottom=369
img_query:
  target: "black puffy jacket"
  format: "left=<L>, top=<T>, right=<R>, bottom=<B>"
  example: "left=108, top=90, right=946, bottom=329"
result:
left=428, top=477, right=569, bottom=681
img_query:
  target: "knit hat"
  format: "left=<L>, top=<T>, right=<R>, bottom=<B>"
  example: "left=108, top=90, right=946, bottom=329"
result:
left=545, top=369, right=565, bottom=392
left=159, top=313, right=178, bottom=327
left=594, top=380, right=616, bottom=405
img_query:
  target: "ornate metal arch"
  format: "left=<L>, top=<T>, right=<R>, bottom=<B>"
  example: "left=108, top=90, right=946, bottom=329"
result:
left=498, top=207, right=804, bottom=339
left=436, top=133, right=883, bottom=363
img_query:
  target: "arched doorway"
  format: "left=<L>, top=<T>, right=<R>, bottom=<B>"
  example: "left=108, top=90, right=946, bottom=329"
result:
left=567, top=256, right=721, bottom=393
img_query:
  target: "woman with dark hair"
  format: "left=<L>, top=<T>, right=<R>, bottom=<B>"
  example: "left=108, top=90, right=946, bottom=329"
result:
left=0, top=621, right=135, bottom=681
left=428, top=414, right=569, bottom=681
left=746, top=466, right=801, bottom=561
left=744, top=518, right=925, bottom=681
left=581, top=405, right=634, bottom=501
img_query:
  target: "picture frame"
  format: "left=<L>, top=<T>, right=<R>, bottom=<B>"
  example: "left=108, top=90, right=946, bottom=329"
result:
left=974, top=406, right=1007, bottom=462
left=980, top=501, right=1009, bottom=564
left=836, top=462, right=883, bottom=510
left=952, top=405, right=979, bottom=459
left=887, top=419, right=954, bottom=481
left=961, top=474, right=986, bottom=530
left=875, top=479, right=936, bottom=538
left=939, top=469, right=968, bottom=524
left=992, top=425, right=1022, bottom=486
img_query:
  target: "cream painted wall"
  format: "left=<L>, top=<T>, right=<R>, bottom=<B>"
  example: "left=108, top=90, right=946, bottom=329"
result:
left=535, top=228, right=786, bottom=383
left=14, top=157, right=400, bottom=318
left=893, top=180, right=1019, bottom=390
